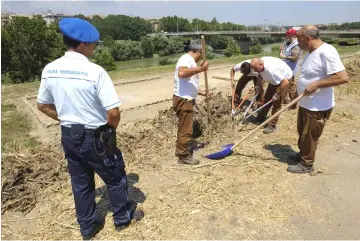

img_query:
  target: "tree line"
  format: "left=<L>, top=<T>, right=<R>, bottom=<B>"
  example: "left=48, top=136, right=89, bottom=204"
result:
left=159, top=16, right=246, bottom=32
left=3, top=12, right=358, bottom=83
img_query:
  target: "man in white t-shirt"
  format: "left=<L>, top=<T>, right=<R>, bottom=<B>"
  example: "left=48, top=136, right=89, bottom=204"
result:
left=230, top=60, right=264, bottom=111
left=173, top=39, right=211, bottom=165
left=287, top=25, right=349, bottom=174
left=250, top=56, right=292, bottom=134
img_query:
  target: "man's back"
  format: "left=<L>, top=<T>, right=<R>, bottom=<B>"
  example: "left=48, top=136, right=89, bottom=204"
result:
left=38, top=51, right=120, bottom=129
left=260, top=56, right=293, bottom=85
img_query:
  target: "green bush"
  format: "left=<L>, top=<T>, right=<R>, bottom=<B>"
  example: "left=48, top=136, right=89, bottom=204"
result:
left=93, top=48, right=116, bottom=71
left=250, top=43, right=263, bottom=55
left=205, top=45, right=215, bottom=60
left=159, top=58, right=176, bottom=66
left=109, top=40, right=144, bottom=61
left=271, top=45, right=280, bottom=52
left=140, top=36, right=154, bottom=58
left=224, top=39, right=240, bottom=57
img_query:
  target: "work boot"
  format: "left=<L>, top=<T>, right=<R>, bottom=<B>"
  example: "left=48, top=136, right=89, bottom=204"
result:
left=287, top=163, right=314, bottom=174
left=115, top=202, right=144, bottom=231
left=263, top=125, right=276, bottom=134
left=82, top=219, right=105, bottom=240
left=178, top=154, right=200, bottom=165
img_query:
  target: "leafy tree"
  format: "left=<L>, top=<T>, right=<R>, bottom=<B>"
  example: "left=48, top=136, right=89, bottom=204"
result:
left=109, top=40, right=144, bottom=61
left=140, top=36, right=154, bottom=58
left=93, top=48, right=116, bottom=71
left=3, top=15, right=63, bottom=83
left=209, top=35, right=230, bottom=49
left=1, top=26, right=11, bottom=75
left=94, top=15, right=152, bottom=41
left=224, top=39, right=240, bottom=57
left=250, top=43, right=263, bottom=54
left=205, top=45, right=215, bottom=60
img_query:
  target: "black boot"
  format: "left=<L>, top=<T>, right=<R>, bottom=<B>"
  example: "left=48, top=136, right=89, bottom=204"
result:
left=115, top=202, right=144, bottom=231
left=82, top=219, right=105, bottom=240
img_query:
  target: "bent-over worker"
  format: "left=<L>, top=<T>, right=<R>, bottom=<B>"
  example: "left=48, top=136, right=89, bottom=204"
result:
left=173, top=39, right=212, bottom=165
left=36, top=18, right=144, bottom=239
left=250, top=56, right=292, bottom=134
left=230, top=60, right=264, bottom=111
left=286, top=25, right=349, bottom=173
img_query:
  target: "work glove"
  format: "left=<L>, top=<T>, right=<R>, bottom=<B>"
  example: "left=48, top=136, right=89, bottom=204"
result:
left=255, top=86, right=261, bottom=94
left=272, top=93, right=280, bottom=101
left=231, top=109, right=236, bottom=117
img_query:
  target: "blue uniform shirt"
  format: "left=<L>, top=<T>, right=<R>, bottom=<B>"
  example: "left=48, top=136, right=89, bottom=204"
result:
left=37, top=51, right=121, bottom=129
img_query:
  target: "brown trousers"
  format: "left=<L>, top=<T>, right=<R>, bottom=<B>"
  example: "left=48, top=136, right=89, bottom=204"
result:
left=234, top=75, right=265, bottom=106
left=173, top=95, right=194, bottom=157
left=283, top=76, right=298, bottom=109
left=257, top=83, right=289, bottom=126
left=297, top=107, right=333, bottom=166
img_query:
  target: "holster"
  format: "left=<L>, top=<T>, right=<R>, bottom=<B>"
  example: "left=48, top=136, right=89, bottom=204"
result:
left=95, top=124, right=117, bottom=157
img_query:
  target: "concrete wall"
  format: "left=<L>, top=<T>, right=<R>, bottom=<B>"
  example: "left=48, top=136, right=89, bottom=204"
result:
left=235, top=38, right=251, bottom=55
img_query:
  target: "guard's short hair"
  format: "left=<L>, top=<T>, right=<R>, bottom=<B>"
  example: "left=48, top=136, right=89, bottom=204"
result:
left=240, top=62, right=251, bottom=75
left=63, top=35, right=81, bottom=49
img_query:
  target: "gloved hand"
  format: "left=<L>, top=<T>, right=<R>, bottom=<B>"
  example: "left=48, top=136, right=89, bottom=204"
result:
left=272, top=93, right=280, bottom=101
left=255, top=86, right=261, bottom=94
left=231, top=109, right=236, bottom=117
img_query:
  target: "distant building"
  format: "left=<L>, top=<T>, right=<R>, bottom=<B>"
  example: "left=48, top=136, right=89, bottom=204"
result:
left=42, top=12, right=71, bottom=25
left=147, top=18, right=160, bottom=32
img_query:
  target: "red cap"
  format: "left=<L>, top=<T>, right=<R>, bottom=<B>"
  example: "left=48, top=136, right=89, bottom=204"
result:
left=285, top=28, right=297, bottom=36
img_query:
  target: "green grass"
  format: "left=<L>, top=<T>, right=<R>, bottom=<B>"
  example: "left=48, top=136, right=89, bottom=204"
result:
left=109, top=51, right=279, bottom=80
left=1, top=103, right=39, bottom=153
left=334, top=44, right=360, bottom=55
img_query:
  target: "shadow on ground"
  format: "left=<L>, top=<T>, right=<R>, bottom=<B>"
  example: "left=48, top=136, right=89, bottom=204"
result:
left=263, top=144, right=298, bottom=165
left=95, top=173, right=146, bottom=220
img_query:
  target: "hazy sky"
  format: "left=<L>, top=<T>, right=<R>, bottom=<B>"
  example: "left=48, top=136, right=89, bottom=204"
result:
left=2, top=1, right=360, bottom=26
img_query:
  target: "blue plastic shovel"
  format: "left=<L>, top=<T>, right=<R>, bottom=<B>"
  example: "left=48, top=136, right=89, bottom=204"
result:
left=204, top=94, right=304, bottom=160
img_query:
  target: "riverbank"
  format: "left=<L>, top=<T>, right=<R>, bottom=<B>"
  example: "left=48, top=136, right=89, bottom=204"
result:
left=110, top=44, right=360, bottom=80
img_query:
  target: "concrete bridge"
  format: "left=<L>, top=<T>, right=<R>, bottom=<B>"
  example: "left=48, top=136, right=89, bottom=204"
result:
left=147, top=30, right=360, bottom=38
left=147, top=30, right=360, bottom=54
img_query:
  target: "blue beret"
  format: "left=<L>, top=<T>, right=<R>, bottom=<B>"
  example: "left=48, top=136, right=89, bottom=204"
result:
left=59, top=17, right=100, bottom=43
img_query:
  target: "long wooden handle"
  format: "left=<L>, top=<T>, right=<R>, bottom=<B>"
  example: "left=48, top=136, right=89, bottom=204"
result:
left=201, top=35, right=211, bottom=124
left=231, top=93, right=304, bottom=151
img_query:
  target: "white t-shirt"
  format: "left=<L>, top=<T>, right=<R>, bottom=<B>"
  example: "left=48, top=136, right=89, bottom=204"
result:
left=173, top=53, right=199, bottom=100
left=297, top=43, right=345, bottom=111
left=233, top=59, right=258, bottom=77
left=37, top=52, right=121, bottom=129
left=260, top=56, right=293, bottom=85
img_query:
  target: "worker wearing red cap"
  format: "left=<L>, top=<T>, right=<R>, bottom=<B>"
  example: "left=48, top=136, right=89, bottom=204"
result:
left=279, top=28, right=301, bottom=109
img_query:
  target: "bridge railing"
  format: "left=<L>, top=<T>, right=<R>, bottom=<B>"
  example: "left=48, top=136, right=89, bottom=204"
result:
left=147, top=30, right=360, bottom=37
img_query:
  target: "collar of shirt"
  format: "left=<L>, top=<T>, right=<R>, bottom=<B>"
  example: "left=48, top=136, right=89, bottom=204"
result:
left=64, top=51, right=89, bottom=61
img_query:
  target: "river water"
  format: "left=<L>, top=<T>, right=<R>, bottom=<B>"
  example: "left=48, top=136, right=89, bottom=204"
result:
left=115, top=43, right=278, bottom=71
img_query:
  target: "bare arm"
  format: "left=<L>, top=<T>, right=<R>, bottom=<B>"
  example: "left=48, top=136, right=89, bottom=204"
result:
left=37, top=103, right=59, bottom=121
left=106, top=107, right=121, bottom=129
left=316, top=70, right=349, bottom=88
left=277, top=79, right=289, bottom=95
left=178, top=65, right=207, bottom=78
left=230, top=68, right=236, bottom=90
left=305, top=70, right=349, bottom=95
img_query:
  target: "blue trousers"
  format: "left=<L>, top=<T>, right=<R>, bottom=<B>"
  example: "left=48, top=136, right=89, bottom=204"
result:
left=61, top=126, right=131, bottom=236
